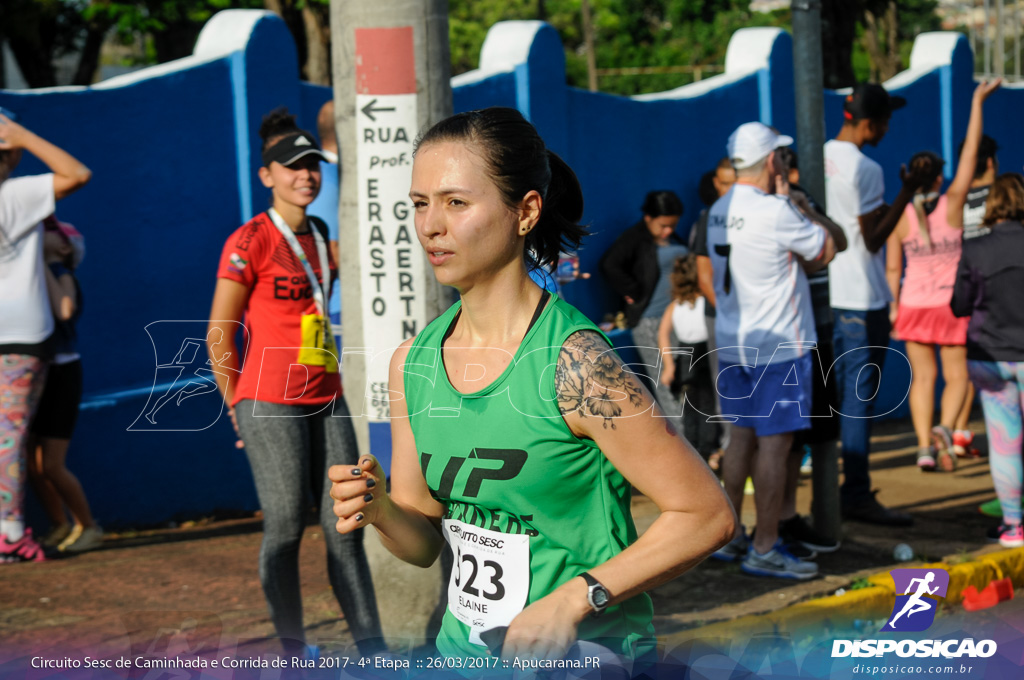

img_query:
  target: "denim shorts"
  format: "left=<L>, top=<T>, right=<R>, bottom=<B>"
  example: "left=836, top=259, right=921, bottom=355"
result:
left=717, top=353, right=813, bottom=436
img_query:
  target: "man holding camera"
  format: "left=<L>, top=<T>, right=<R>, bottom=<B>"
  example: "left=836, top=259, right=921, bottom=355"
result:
left=707, top=122, right=842, bottom=579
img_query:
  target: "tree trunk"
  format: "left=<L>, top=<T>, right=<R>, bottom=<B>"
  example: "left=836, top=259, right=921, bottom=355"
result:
left=301, top=3, right=331, bottom=85
left=580, top=0, right=598, bottom=91
left=152, top=21, right=203, bottom=63
left=862, top=1, right=902, bottom=82
left=264, top=0, right=307, bottom=79
left=72, top=24, right=109, bottom=86
left=821, top=0, right=858, bottom=88
left=884, top=1, right=901, bottom=80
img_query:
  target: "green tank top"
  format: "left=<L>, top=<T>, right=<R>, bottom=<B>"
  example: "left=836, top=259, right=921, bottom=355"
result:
left=405, top=296, right=655, bottom=660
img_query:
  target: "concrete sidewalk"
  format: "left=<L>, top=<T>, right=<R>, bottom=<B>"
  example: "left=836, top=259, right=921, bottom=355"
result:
left=0, top=417, right=1016, bottom=662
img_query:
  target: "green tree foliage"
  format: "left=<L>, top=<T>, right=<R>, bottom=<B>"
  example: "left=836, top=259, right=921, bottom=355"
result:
left=449, top=0, right=788, bottom=96
left=449, top=0, right=940, bottom=96
left=3, top=0, right=939, bottom=92
left=0, top=0, right=263, bottom=87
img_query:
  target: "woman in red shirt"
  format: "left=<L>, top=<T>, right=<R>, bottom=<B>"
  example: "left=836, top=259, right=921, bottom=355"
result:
left=207, top=108, right=383, bottom=655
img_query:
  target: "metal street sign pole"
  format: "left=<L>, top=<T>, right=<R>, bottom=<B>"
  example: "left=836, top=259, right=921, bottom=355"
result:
left=331, top=0, right=452, bottom=646
left=791, top=0, right=827, bottom=209
left=792, top=0, right=840, bottom=543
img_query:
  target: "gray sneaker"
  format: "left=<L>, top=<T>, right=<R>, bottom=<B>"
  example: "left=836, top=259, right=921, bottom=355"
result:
left=710, top=527, right=748, bottom=562
left=741, top=541, right=818, bottom=580
left=60, top=526, right=103, bottom=554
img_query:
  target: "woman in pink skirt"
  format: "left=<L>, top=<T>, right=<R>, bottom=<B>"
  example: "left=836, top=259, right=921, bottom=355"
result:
left=886, top=80, right=1001, bottom=471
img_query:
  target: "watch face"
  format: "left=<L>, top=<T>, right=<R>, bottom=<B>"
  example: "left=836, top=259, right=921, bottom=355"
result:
left=592, top=588, right=609, bottom=608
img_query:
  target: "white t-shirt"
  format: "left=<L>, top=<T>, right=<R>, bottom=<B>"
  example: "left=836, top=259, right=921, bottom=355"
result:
left=824, top=139, right=891, bottom=311
left=0, top=174, right=57, bottom=346
left=707, top=183, right=823, bottom=366
left=671, top=297, right=708, bottom=344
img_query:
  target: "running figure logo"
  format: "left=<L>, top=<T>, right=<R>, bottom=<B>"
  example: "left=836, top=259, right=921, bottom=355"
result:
left=129, top=321, right=246, bottom=432
left=881, top=568, right=950, bottom=632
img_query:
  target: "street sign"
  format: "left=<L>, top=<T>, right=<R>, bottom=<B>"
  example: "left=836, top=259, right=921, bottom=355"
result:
left=354, top=27, right=426, bottom=423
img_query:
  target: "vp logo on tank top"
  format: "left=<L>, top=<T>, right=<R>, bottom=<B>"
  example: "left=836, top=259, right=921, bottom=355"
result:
left=128, top=321, right=246, bottom=432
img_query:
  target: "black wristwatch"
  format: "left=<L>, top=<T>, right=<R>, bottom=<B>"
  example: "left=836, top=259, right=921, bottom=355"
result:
left=580, top=572, right=610, bottom=617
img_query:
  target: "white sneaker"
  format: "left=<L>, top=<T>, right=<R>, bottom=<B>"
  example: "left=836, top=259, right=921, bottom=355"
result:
left=741, top=540, right=818, bottom=580
left=59, top=526, right=103, bottom=553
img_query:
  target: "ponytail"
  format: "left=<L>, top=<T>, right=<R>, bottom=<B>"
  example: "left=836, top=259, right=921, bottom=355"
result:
left=526, top=150, right=586, bottom=269
left=907, top=150, right=944, bottom=249
left=912, top=193, right=933, bottom=250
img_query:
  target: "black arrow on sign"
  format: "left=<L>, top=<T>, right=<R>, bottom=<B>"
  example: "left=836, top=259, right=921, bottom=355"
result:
left=361, top=98, right=396, bottom=122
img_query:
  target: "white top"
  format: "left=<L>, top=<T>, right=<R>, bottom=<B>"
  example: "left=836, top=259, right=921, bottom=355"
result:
left=671, top=297, right=709, bottom=344
left=0, top=174, right=57, bottom=346
left=707, top=183, right=823, bottom=366
left=824, top=139, right=891, bottom=311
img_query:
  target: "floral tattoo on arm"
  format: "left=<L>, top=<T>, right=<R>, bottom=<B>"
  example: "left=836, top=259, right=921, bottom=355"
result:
left=556, top=330, right=646, bottom=429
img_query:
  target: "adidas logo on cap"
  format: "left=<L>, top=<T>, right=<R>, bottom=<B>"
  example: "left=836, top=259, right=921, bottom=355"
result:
left=294, top=136, right=311, bottom=146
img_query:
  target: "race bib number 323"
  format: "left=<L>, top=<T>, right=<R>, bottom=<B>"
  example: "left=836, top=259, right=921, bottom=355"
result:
left=442, top=519, right=530, bottom=647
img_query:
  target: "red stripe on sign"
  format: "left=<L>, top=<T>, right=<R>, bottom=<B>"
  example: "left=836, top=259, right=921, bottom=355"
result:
left=355, top=27, right=416, bottom=95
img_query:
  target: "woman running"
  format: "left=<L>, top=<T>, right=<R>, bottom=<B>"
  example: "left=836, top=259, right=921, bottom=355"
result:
left=0, top=112, right=90, bottom=563
left=207, top=108, right=383, bottom=653
left=952, top=173, right=1024, bottom=547
left=886, top=80, right=1001, bottom=472
left=329, top=107, right=734, bottom=662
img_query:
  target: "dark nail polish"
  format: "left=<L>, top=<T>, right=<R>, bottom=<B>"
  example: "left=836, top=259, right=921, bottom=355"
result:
left=366, top=479, right=376, bottom=488
left=351, top=468, right=362, bottom=475
left=364, top=493, right=374, bottom=502
left=355, top=513, right=364, bottom=522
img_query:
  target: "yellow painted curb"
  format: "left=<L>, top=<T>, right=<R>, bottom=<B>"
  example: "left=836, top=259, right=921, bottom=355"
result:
left=662, top=547, right=1024, bottom=644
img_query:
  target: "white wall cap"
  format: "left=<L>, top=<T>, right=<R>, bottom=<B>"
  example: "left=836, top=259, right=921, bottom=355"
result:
left=477, top=21, right=547, bottom=74
left=632, top=72, right=752, bottom=101
left=908, top=31, right=965, bottom=71
left=193, top=9, right=279, bottom=60
left=724, top=27, right=786, bottom=74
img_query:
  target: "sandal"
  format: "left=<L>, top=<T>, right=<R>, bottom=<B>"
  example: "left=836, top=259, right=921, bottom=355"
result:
left=931, top=425, right=957, bottom=472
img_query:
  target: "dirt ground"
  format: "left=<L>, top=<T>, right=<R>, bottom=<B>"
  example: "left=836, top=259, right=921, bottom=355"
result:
left=0, top=417, right=1007, bottom=665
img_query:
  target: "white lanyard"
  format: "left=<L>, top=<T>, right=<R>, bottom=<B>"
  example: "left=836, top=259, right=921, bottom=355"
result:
left=267, top=208, right=330, bottom=318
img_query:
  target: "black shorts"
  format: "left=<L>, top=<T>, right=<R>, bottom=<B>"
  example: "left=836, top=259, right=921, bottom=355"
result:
left=29, top=360, right=83, bottom=440
left=793, top=330, right=840, bottom=447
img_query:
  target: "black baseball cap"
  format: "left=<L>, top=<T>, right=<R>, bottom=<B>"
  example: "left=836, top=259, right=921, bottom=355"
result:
left=843, top=83, right=907, bottom=121
left=261, top=131, right=327, bottom=167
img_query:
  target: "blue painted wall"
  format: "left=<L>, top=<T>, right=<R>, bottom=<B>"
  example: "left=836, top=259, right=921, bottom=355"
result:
left=2, top=12, right=1018, bottom=525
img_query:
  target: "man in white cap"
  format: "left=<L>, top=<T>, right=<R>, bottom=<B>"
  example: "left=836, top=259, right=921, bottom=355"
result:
left=706, top=122, right=843, bottom=580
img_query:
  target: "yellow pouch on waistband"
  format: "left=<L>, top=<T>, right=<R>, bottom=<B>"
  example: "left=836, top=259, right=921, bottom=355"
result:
left=297, top=313, right=338, bottom=373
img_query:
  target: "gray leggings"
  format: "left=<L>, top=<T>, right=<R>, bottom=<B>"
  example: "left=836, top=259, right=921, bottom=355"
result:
left=631, top=315, right=685, bottom=433
left=235, top=399, right=383, bottom=653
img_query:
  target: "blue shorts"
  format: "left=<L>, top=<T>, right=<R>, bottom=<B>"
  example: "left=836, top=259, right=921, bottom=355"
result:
left=716, top=353, right=813, bottom=437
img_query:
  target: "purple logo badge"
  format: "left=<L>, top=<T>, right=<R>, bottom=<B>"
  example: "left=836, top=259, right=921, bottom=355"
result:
left=881, top=568, right=949, bottom=632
